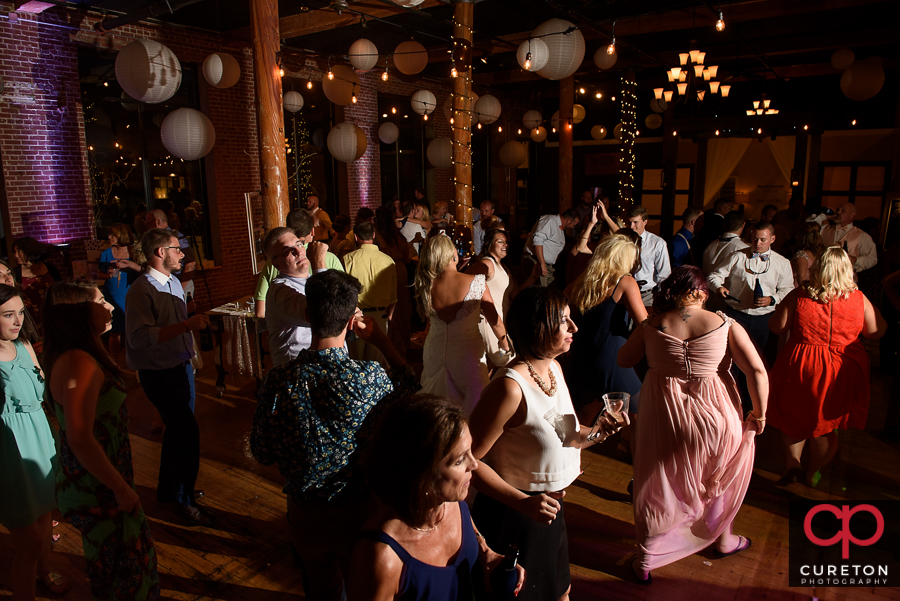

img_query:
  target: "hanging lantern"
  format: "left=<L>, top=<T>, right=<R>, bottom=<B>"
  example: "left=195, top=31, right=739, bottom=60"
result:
left=593, top=47, right=617, bottom=70
left=322, top=65, right=360, bottom=106
left=327, top=122, right=367, bottom=162
left=283, top=91, right=304, bottom=113
left=522, top=110, right=542, bottom=130
left=531, top=18, right=585, bottom=81
left=531, top=126, right=547, bottom=142
left=411, top=90, right=437, bottom=115
left=645, top=113, right=663, bottom=130
left=160, top=108, right=216, bottom=160
left=591, top=125, right=607, bottom=140
left=840, top=56, right=885, bottom=101
left=202, top=52, right=241, bottom=88
left=831, top=48, right=855, bottom=71
left=349, top=39, right=379, bottom=71
left=474, top=94, right=501, bottom=124
left=393, top=40, right=428, bottom=75
left=426, top=137, right=452, bottom=168
left=378, top=122, right=399, bottom=144
left=499, top=141, right=527, bottom=168
left=392, top=0, right=425, bottom=5
left=115, top=39, right=182, bottom=104
left=443, top=93, right=479, bottom=124
left=649, top=98, right=668, bottom=113
left=516, top=38, right=549, bottom=72
left=613, top=123, right=624, bottom=139
left=572, top=104, right=585, bottom=124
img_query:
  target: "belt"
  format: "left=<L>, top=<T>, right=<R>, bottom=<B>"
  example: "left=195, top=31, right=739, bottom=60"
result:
left=361, top=306, right=387, bottom=312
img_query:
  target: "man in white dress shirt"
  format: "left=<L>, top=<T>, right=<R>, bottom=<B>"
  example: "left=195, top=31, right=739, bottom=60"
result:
left=820, top=202, right=877, bottom=274
left=627, top=205, right=672, bottom=307
left=472, top=200, right=502, bottom=256
left=702, top=211, right=749, bottom=275
left=523, top=209, right=579, bottom=287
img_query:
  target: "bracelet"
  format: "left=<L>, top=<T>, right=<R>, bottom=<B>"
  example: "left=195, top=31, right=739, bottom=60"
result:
left=473, top=530, right=485, bottom=540
left=746, top=411, right=766, bottom=422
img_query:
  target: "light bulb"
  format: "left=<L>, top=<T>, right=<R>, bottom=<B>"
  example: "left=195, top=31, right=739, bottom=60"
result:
left=707, top=65, right=719, bottom=78
left=716, top=12, right=725, bottom=31
left=677, top=82, right=687, bottom=95
left=423, top=114, right=428, bottom=121
left=451, top=66, right=458, bottom=78
left=391, top=107, right=397, bottom=114
left=804, top=125, right=808, bottom=130
left=694, top=65, right=703, bottom=77
left=607, top=39, right=616, bottom=55
left=327, top=69, right=334, bottom=80
left=757, top=128, right=762, bottom=134
left=524, top=52, right=532, bottom=70
left=307, top=80, right=313, bottom=89
left=477, top=122, right=482, bottom=129
left=763, top=99, right=771, bottom=108
left=715, top=130, right=720, bottom=136
left=852, top=119, right=857, bottom=125
left=517, top=128, right=522, bottom=134
left=552, top=127, right=556, bottom=133
left=653, top=88, right=664, bottom=99
left=595, top=92, right=602, bottom=99
left=664, top=90, right=674, bottom=102
left=450, top=117, right=454, bottom=125
left=709, top=81, right=720, bottom=94
left=679, top=53, right=689, bottom=65
left=498, top=126, right=502, bottom=132
left=670, top=67, right=682, bottom=79
left=382, top=70, right=388, bottom=81
left=720, top=85, right=731, bottom=97
left=579, top=87, right=585, bottom=94
left=279, top=67, right=284, bottom=77
left=753, top=101, right=760, bottom=109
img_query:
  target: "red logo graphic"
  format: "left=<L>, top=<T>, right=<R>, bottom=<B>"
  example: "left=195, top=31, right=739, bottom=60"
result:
left=803, top=504, right=884, bottom=559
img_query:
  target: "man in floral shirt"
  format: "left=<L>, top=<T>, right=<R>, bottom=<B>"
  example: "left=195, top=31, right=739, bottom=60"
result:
left=251, top=270, right=417, bottom=601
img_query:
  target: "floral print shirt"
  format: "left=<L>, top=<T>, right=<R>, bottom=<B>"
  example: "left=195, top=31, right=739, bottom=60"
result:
left=250, top=347, right=418, bottom=501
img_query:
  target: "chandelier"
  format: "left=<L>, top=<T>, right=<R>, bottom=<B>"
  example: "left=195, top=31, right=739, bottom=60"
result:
left=653, top=49, right=730, bottom=114
left=746, top=94, right=779, bottom=116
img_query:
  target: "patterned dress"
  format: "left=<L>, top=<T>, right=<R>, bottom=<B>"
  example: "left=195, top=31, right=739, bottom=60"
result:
left=55, top=372, right=160, bottom=601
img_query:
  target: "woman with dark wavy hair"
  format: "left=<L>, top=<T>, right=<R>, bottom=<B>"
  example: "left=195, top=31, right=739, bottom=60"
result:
left=618, top=266, right=768, bottom=583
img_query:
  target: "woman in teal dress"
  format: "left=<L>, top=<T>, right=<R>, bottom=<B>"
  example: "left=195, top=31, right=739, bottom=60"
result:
left=43, top=281, right=160, bottom=601
left=1, top=284, right=70, bottom=600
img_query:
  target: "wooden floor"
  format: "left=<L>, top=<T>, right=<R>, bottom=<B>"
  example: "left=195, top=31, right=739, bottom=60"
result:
left=3, top=343, right=900, bottom=601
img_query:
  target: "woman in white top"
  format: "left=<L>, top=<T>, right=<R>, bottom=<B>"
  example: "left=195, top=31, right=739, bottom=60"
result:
left=469, top=287, right=626, bottom=601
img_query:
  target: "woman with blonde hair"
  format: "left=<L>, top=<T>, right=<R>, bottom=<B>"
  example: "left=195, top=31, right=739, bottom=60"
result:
left=565, top=232, right=647, bottom=422
left=790, top=221, right=825, bottom=286
left=415, top=234, right=510, bottom=413
left=768, top=246, right=886, bottom=486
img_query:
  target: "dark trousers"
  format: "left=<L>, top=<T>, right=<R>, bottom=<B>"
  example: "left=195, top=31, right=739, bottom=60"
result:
left=726, top=308, right=772, bottom=413
left=139, top=362, right=198, bottom=506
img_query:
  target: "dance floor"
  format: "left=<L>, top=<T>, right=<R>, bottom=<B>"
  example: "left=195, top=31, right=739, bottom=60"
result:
left=2, top=343, right=899, bottom=601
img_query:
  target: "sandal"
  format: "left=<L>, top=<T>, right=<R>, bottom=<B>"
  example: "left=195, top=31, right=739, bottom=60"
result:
left=714, top=535, right=752, bottom=558
left=38, top=572, right=72, bottom=595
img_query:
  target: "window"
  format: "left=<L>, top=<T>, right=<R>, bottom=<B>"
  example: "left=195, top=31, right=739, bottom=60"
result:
left=819, top=162, right=888, bottom=220
left=638, top=167, right=693, bottom=233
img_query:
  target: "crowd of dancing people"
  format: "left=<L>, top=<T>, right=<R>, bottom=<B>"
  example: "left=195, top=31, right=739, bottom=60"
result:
left=1, top=190, right=893, bottom=601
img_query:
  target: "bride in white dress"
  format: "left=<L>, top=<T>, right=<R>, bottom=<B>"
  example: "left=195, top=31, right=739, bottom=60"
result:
left=415, top=234, right=511, bottom=414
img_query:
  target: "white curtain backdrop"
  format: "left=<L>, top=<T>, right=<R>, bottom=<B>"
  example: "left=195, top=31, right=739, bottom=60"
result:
left=765, top=136, right=796, bottom=183
left=705, top=138, right=752, bottom=204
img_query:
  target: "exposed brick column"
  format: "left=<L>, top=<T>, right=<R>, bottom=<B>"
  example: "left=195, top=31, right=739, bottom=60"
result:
left=345, top=70, right=382, bottom=220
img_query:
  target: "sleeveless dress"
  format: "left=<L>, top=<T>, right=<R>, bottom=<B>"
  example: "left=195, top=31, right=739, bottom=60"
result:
left=768, top=291, right=869, bottom=440
left=55, top=373, right=160, bottom=601
left=477, top=256, right=513, bottom=368
left=100, top=247, right=132, bottom=334
left=567, top=278, right=642, bottom=411
left=361, top=502, right=479, bottom=601
left=632, top=313, right=756, bottom=574
left=421, top=275, right=489, bottom=414
left=0, top=340, right=57, bottom=529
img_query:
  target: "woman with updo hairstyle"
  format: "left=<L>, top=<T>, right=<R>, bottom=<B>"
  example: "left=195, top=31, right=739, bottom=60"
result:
left=618, top=266, right=768, bottom=583
left=415, top=234, right=510, bottom=413
left=350, top=394, right=523, bottom=600
left=768, top=246, right=886, bottom=486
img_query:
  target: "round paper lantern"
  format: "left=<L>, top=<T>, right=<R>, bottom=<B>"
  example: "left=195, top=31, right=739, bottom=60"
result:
left=327, top=122, right=367, bottom=162
left=591, top=125, right=607, bottom=140
left=594, top=47, right=617, bottom=70
left=532, top=18, right=585, bottom=81
left=551, top=111, right=559, bottom=130
left=115, top=39, right=182, bottom=104
left=426, top=137, right=452, bottom=169
left=531, top=126, right=547, bottom=142
left=349, top=38, right=379, bottom=71
left=499, top=141, right=527, bottom=168
left=831, top=48, right=855, bottom=71
left=160, top=108, right=215, bottom=160
left=516, top=38, right=549, bottom=72
left=283, top=91, right=304, bottom=113
left=613, top=123, right=624, bottom=140
left=202, top=52, right=240, bottom=88
left=443, top=93, right=479, bottom=124
left=573, top=104, right=585, bottom=124
left=840, top=57, right=885, bottom=101
left=645, top=113, right=663, bottom=130
left=393, top=40, right=428, bottom=75
left=378, top=122, right=399, bottom=144
left=650, top=98, right=668, bottom=113
left=522, top=110, right=542, bottom=130
left=411, top=89, right=437, bottom=115
left=322, top=65, right=360, bottom=106
left=474, top=94, right=501, bottom=124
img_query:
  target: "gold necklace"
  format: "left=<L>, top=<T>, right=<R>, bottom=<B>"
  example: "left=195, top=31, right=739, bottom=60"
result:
left=523, top=357, right=557, bottom=396
left=410, top=503, right=446, bottom=533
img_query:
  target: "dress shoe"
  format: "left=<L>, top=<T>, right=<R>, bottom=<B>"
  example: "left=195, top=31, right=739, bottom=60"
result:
left=173, top=503, right=212, bottom=526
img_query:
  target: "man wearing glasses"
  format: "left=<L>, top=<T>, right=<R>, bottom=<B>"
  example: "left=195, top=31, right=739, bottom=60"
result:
left=125, top=228, right=211, bottom=525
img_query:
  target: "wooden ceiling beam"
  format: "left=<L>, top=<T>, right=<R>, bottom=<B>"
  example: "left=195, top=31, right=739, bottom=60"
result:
left=280, top=0, right=442, bottom=39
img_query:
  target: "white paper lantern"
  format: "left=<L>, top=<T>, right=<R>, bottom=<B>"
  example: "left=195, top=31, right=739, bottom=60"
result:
left=115, top=39, right=182, bottom=104
left=322, top=65, right=361, bottom=106
left=531, top=126, right=547, bottom=142
left=594, top=47, right=617, bottom=70
left=645, top=113, right=663, bottom=130
left=393, top=40, right=428, bottom=75
left=573, top=104, right=585, bottom=124
left=551, top=111, right=559, bottom=130
left=516, top=38, right=550, bottom=72
left=532, top=18, right=585, bottom=81
left=283, top=91, right=304, bottom=113
left=411, top=90, right=437, bottom=115
left=613, top=123, right=624, bottom=140
left=591, top=125, right=607, bottom=140
left=443, top=93, right=479, bottom=124
left=426, top=137, right=452, bottom=169
left=202, top=52, right=240, bottom=88
left=378, top=122, right=399, bottom=144
left=349, top=39, right=379, bottom=72
left=522, top=110, right=542, bottom=130
left=831, top=48, right=855, bottom=71
left=650, top=98, right=668, bottom=113
left=327, top=122, right=367, bottom=163
left=840, top=57, right=885, bottom=101
left=499, top=141, right=527, bottom=168
left=160, top=108, right=215, bottom=160
left=474, top=94, right=501, bottom=124
left=392, top=0, right=425, bottom=6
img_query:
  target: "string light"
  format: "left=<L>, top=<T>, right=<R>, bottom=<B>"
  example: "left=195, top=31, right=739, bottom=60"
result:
left=423, top=114, right=428, bottom=121
left=498, top=126, right=502, bottom=133
left=327, top=69, right=334, bottom=80
left=382, top=67, right=389, bottom=82
left=607, top=20, right=616, bottom=55
left=391, top=107, right=397, bottom=114
left=307, top=79, right=313, bottom=90
left=517, top=128, right=522, bottom=134
left=716, top=11, right=725, bottom=31
left=351, top=92, right=357, bottom=103
left=524, top=52, right=532, bottom=70
left=579, top=87, right=585, bottom=94
left=595, top=92, right=602, bottom=99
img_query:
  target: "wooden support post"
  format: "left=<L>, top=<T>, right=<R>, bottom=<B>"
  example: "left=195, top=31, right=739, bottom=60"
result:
left=558, top=75, right=574, bottom=212
left=452, top=0, right=474, bottom=227
left=251, top=0, right=289, bottom=230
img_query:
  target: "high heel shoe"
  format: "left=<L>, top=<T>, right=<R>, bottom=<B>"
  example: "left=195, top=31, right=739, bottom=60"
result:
left=38, top=572, right=72, bottom=595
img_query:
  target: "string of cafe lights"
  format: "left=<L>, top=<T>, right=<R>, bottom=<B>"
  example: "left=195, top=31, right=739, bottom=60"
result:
left=619, top=75, right=638, bottom=204
left=447, top=14, right=475, bottom=197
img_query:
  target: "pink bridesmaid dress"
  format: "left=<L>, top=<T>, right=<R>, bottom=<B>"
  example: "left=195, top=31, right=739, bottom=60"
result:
left=632, top=312, right=757, bottom=573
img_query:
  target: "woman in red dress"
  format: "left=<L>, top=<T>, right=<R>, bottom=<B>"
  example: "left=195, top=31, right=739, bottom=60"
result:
left=768, top=246, right=886, bottom=486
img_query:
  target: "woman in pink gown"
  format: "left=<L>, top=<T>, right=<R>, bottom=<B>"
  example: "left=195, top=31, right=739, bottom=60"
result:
left=618, top=266, right=768, bottom=583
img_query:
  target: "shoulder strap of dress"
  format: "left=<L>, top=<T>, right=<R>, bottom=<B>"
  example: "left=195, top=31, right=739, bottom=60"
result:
left=358, top=530, right=413, bottom=562
left=715, top=310, right=734, bottom=326
left=466, top=274, right=486, bottom=300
